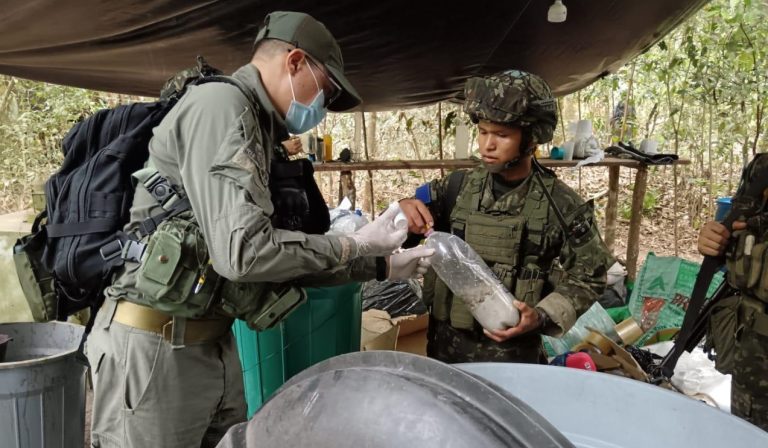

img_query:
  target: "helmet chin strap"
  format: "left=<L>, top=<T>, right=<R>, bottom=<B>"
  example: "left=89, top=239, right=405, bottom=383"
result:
left=501, top=146, right=534, bottom=170
left=498, top=129, right=535, bottom=171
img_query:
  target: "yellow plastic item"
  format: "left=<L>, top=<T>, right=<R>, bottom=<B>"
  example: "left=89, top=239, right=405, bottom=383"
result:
left=323, top=134, right=333, bottom=161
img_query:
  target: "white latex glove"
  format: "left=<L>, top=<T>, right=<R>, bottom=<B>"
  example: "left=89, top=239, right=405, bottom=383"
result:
left=350, top=203, right=408, bottom=257
left=387, top=246, right=435, bottom=281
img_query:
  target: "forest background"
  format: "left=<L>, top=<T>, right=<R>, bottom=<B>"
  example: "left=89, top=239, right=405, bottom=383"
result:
left=1, top=0, right=766, bottom=266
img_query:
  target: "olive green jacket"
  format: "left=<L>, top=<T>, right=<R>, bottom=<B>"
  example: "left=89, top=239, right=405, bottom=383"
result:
left=106, top=64, right=374, bottom=303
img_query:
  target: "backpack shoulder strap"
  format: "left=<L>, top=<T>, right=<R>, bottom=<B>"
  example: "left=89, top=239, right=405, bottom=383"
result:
left=444, top=169, right=466, bottom=214
left=193, top=75, right=256, bottom=105
left=435, top=169, right=467, bottom=232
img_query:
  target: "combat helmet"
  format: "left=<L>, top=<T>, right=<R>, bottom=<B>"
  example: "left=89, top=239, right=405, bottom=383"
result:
left=463, top=70, right=558, bottom=146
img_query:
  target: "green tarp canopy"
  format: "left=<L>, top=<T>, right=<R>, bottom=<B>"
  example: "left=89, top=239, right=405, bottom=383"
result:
left=1, top=0, right=708, bottom=110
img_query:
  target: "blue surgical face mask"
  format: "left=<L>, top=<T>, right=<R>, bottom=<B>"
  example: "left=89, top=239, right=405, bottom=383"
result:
left=285, top=60, right=327, bottom=134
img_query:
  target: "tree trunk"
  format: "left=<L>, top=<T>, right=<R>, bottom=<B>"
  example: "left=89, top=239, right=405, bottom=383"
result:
left=438, top=103, right=444, bottom=177
left=707, top=104, right=713, bottom=219
left=753, top=102, right=764, bottom=156
left=361, top=112, right=376, bottom=216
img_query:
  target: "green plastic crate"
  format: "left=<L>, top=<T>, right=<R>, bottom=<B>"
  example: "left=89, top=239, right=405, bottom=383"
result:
left=233, top=283, right=362, bottom=416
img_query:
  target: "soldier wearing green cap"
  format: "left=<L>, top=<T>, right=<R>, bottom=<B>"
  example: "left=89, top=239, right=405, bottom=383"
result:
left=85, top=11, right=433, bottom=448
left=400, top=70, right=613, bottom=364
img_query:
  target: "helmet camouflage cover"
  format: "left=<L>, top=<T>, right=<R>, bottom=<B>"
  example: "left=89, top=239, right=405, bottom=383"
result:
left=463, top=70, right=558, bottom=144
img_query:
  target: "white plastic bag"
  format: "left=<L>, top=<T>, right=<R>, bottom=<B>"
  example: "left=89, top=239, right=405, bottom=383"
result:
left=327, top=197, right=369, bottom=234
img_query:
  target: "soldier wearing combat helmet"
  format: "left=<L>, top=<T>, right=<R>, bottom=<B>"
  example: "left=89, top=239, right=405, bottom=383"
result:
left=399, top=70, right=613, bottom=363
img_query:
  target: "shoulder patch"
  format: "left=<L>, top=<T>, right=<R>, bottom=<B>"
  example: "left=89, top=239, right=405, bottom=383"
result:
left=232, top=131, right=268, bottom=187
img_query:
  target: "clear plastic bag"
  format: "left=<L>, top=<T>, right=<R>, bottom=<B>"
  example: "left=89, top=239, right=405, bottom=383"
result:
left=327, top=197, right=369, bottom=234
left=329, top=213, right=368, bottom=234
left=424, top=231, right=519, bottom=331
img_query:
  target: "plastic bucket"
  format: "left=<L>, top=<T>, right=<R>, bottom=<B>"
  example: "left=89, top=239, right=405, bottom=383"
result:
left=0, top=322, right=87, bottom=448
left=234, top=283, right=362, bottom=416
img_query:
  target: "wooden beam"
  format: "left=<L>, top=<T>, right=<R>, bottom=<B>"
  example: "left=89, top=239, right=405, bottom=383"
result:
left=626, top=165, right=649, bottom=281
left=339, top=171, right=356, bottom=209
left=313, top=157, right=690, bottom=172
left=361, top=112, right=375, bottom=216
left=438, top=102, right=444, bottom=177
left=605, top=165, right=620, bottom=251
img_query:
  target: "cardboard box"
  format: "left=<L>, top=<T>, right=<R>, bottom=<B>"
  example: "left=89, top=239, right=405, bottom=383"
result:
left=361, top=310, right=429, bottom=355
left=394, top=313, right=428, bottom=356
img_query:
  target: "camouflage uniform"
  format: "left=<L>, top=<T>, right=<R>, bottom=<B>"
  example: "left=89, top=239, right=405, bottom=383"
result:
left=731, top=319, right=768, bottom=430
left=715, top=153, right=768, bottom=431
left=423, top=167, right=612, bottom=364
left=420, top=71, right=613, bottom=364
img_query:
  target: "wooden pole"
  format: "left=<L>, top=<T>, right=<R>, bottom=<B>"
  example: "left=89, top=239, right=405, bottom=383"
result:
left=577, top=91, right=583, bottom=195
left=605, top=165, right=620, bottom=251
left=339, top=171, right=356, bottom=209
left=626, top=165, right=648, bottom=280
left=438, top=102, right=445, bottom=177
left=557, top=98, right=567, bottom=143
left=361, top=112, right=376, bottom=217
left=673, top=164, right=679, bottom=256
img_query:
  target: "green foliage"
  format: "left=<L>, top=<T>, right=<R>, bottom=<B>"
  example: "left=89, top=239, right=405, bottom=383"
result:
left=0, top=0, right=766, bottom=225
left=0, top=76, right=110, bottom=211
left=619, top=187, right=661, bottom=220
left=560, top=0, right=768, bottom=229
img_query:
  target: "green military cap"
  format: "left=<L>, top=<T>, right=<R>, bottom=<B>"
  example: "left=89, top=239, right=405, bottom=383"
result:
left=463, top=70, right=558, bottom=144
left=254, top=11, right=362, bottom=112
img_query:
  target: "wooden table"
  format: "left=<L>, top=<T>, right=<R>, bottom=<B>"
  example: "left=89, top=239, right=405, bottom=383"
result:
left=315, top=157, right=690, bottom=280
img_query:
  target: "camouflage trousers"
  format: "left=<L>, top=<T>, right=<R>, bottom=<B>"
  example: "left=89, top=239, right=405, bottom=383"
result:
left=426, top=315, right=547, bottom=364
left=732, top=323, right=768, bottom=431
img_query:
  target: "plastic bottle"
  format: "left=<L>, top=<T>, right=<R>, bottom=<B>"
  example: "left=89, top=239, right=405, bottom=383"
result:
left=424, top=231, right=520, bottom=331
left=394, top=207, right=408, bottom=231
left=323, top=134, right=333, bottom=161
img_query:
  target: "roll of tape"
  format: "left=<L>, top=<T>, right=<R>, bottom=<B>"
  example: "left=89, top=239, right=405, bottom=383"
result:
left=615, top=318, right=644, bottom=346
left=582, top=328, right=614, bottom=355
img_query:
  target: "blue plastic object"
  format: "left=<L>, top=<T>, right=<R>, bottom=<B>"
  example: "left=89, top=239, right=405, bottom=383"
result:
left=415, top=183, right=432, bottom=204
left=715, top=197, right=732, bottom=222
left=549, top=147, right=564, bottom=160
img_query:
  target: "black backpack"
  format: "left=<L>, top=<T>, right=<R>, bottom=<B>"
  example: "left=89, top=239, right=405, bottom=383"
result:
left=13, top=57, right=235, bottom=322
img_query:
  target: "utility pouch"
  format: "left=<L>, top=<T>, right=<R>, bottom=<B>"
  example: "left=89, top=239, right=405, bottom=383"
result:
left=705, top=294, right=741, bottom=375
left=514, top=269, right=547, bottom=307
left=421, top=268, right=437, bottom=307
left=221, top=283, right=306, bottom=331
left=13, top=230, right=57, bottom=322
left=726, top=230, right=768, bottom=302
left=431, top=276, right=452, bottom=322
left=135, top=217, right=214, bottom=318
left=726, top=230, right=754, bottom=290
left=464, top=212, right=524, bottom=266
left=750, top=241, right=768, bottom=302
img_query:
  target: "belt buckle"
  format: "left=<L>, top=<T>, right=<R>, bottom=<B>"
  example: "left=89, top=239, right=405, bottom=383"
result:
left=100, top=239, right=123, bottom=262
left=161, top=317, right=187, bottom=349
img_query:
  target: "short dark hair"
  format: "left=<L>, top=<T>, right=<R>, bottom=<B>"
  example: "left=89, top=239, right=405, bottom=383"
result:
left=252, top=38, right=295, bottom=59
